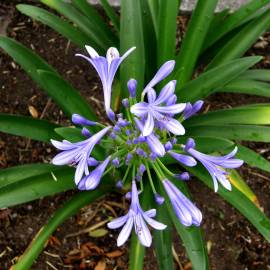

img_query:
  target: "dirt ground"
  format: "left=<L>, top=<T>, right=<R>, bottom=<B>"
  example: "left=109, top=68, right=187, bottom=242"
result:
left=0, top=1, right=270, bottom=269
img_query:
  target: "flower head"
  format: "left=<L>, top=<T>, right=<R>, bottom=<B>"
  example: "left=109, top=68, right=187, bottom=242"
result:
left=108, top=181, right=166, bottom=247
left=76, top=46, right=135, bottom=117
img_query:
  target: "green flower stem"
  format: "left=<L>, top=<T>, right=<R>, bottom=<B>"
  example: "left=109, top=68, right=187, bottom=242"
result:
left=157, top=159, right=175, bottom=177
left=145, top=162, right=157, bottom=193
left=11, top=188, right=109, bottom=270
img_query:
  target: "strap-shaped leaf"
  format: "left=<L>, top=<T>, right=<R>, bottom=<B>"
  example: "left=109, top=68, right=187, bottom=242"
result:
left=203, top=0, right=270, bottom=51
left=0, top=114, right=59, bottom=142
left=236, top=144, right=270, bottom=174
left=186, top=165, right=270, bottom=242
left=11, top=188, right=108, bottom=270
left=207, top=9, right=270, bottom=69
left=100, top=0, right=120, bottom=33
left=0, top=166, right=75, bottom=208
left=41, top=0, right=113, bottom=51
left=16, top=4, right=89, bottom=48
left=158, top=180, right=209, bottom=270
left=185, top=105, right=270, bottom=127
left=145, top=0, right=159, bottom=36
left=0, top=163, right=59, bottom=189
left=174, top=0, right=218, bottom=86
left=157, top=0, right=178, bottom=65
left=187, top=124, right=270, bottom=142
left=0, top=37, right=95, bottom=119
left=228, top=169, right=259, bottom=206
left=239, top=69, right=270, bottom=82
left=38, top=70, right=97, bottom=119
left=218, top=79, right=270, bottom=97
left=179, top=136, right=234, bottom=153
left=177, top=56, right=261, bottom=101
left=153, top=192, right=173, bottom=270
left=120, top=0, right=145, bottom=97
left=72, top=0, right=118, bottom=44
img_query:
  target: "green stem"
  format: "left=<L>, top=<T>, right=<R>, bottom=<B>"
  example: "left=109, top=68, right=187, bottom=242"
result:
left=145, top=162, right=157, bottom=193
left=157, top=159, right=175, bottom=177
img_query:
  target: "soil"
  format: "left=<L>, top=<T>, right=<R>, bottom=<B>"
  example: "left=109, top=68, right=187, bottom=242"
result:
left=0, top=1, right=270, bottom=270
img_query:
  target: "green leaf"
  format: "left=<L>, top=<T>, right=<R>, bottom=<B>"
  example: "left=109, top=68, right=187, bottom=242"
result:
left=187, top=124, right=270, bottom=142
left=153, top=193, right=174, bottom=270
left=0, top=167, right=75, bottom=208
left=157, top=0, right=178, bottom=66
left=11, top=188, right=108, bottom=270
left=174, top=0, right=218, bottom=86
left=159, top=180, right=209, bottom=270
left=187, top=165, right=270, bottom=242
left=0, top=164, right=59, bottom=189
left=38, top=70, right=96, bottom=119
left=41, top=0, right=114, bottom=51
left=145, top=0, right=159, bottom=36
left=120, top=0, right=145, bottom=97
left=0, top=37, right=95, bottom=119
left=72, top=0, right=118, bottom=44
left=236, top=144, right=270, bottom=174
left=179, top=136, right=235, bottom=153
left=100, top=0, right=120, bottom=32
left=0, top=114, right=59, bottom=142
left=55, top=127, right=84, bottom=142
left=16, top=4, right=89, bottom=48
left=239, top=69, right=270, bottom=82
left=203, top=0, right=270, bottom=51
left=177, top=56, right=262, bottom=101
left=185, top=105, right=270, bottom=127
left=207, top=9, right=270, bottom=69
left=218, top=79, right=270, bottom=97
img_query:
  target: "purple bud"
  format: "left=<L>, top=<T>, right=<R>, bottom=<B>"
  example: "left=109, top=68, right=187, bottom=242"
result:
left=154, top=193, right=165, bottom=205
left=112, top=158, right=120, bottom=167
left=107, top=109, right=115, bottom=122
left=113, top=125, right=121, bottom=132
left=133, top=138, right=139, bottom=144
left=116, top=180, right=123, bottom=189
left=165, top=142, right=173, bottom=151
left=126, top=139, right=132, bottom=145
left=149, top=152, right=158, bottom=160
left=72, top=114, right=96, bottom=126
left=171, top=138, right=177, bottom=145
left=175, top=172, right=190, bottom=181
left=81, top=127, right=91, bottom=137
left=122, top=98, right=129, bottom=108
left=128, top=79, right=137, bottom=98
left=118, top=119, right=129, bottom=127
left=138, top=164, right=146, bottom=174
left=136, top=148, right=147, bottom=157
left=125, top=153, right=133, bottom=164
left=110, top=132, right=116, bottom=139
left=135, top=175, right=142, bottom=182
left=126, top=129, right=132, bottom=136
left=138, top=135, right=146, bottom=143
left=184, top=138, right=195, bottom=152
left=125, top=192, right=131, bottom=199
left=87, top=157, right=99, bottom=166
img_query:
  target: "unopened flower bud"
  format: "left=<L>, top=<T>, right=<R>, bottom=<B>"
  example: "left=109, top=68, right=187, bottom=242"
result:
left=72, top=114, right=96, bottom=126
left=128, top=79, right=137, bottom=98
left=154, top=193, right=165, bottom=205
left=122, top=98, right=129, bottom=108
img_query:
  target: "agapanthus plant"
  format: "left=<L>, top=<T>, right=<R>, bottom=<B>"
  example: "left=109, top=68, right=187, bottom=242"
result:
left=51, top=46, right=243, bottom=246
left=2, top=0, right=270, bottom=269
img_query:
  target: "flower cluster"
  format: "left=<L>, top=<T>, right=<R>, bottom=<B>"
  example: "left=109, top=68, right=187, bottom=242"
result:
left=51, top=46, right=243, bottom=247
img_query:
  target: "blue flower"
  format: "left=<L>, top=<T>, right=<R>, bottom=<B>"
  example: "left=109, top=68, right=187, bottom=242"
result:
left=183, top=100, right=204, bottom=120
left=184, top=138, right=244, bottom=192
left=131, top=81, right=186, bottom=136
left=76, top=46, right=135, bottom=116
left=51, top=126, right=111, bottom=185
left=163, top=179, right=202, bottom=226
left=107, top=181, right=166, bottom=247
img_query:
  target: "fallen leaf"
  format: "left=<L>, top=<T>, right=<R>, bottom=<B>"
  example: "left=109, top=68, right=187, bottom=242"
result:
left=89, top=228, right=108, bottom=238
left=94, top=260, right=106, bottom=270
left=105, top=250, right=123, bottom=258
left=28, top=105, right=39, bottom=118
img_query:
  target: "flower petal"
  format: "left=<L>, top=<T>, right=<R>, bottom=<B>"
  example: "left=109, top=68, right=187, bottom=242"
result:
left=147, top=88, right=157, bottom=103
left=154, top=80, right=176, bottom=105
left=169, top=151, right=197, bottom=167
left=143, top=113, right=155, bottom=137
left=85, top=45, right=99, bottom=58
left=163, top=118, right=185, bottom=135
left=117, top=217, right=134, bottom=246
left=135, top=214, right=152, bottom=247
left=143, top=214, right=167, bottom=230
left=130, top=102, right=149, bottom=117
left=154, top=103, right=186, bottom=114
left=107, top=214, right=129, bottom=229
